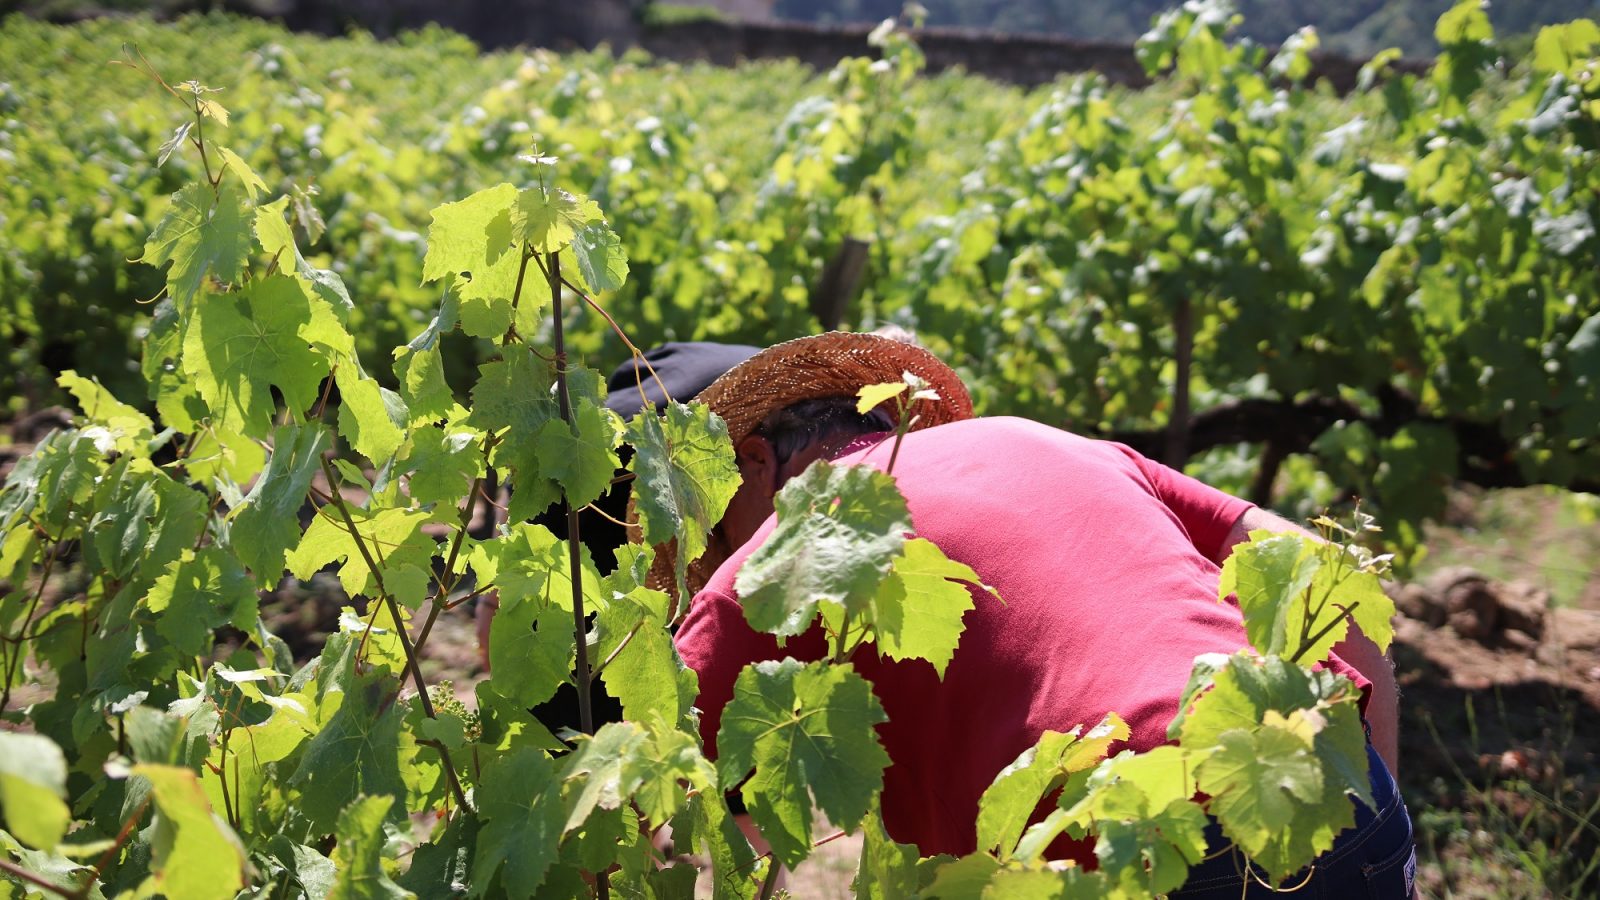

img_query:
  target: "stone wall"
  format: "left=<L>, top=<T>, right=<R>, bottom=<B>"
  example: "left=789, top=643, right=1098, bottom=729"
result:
left=45, top=3, right=1420, bottom=91
left=272, top=0, right=637, bottom=50
left=637, top=19, right=1426, bottom=92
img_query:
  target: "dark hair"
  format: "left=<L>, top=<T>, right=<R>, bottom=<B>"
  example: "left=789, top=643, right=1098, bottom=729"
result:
left=753, top=396, right=896, bottom=466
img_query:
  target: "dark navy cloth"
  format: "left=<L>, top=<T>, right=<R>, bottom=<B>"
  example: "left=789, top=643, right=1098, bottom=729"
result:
left=603, top=341, right=759, bottom=419
left=1171, top=742, right=1416, bottom=898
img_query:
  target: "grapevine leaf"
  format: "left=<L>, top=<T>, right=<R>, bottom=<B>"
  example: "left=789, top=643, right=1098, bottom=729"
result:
left=1435, top=0, right=1493, bottom=45
left=1177, top=654, right=1334, bottom=750
left=329, top=795, right=414, bottom=900
left=1083, top=746, right=1200, bottom=818
left=421, top=183, right=516, bottom=284
left=976, top=714, right=1129, bottom=858
left=134, top=763, right=248, bottom=900
left=256, top=196, right=354, bottom=328
left=0, top=732, right=71, bottom=850
left=512, top=185, right=603, bottom=253
left=1533, top=20, right=1600, bottom=77
left=457, top=246, right=537, bottom=337
left=979, top=864, right=1116, bottom=898
left=84, top=459, right=205, bottom=584
left=140, top=181, right=250, bottom=307
left=1217, top=532, right=1321, bottom=656
left=626, top=401, right=739, bottom=568
left=470, top=747, right=565, bottom=899
left=923, top=853, right=1001, bottom=897
left=196, top=95, right=230, bottom=125
left=560, top=723, right=650, bottom=833
left=157, top=121, right=193, bottom=167
left=472, top=523, right=605, bottom=617
left=142, top=298, right=208, bottom=432
left=336, top=366, right=409, bottom=465
left=1318, top=566, right=1397, bottom=656
left=396, top=814, right=477, bottom=900
left=853, top=807, right=919, bottom=900
left=871, top=538, right=992, bottom=675
left=1093, top=798, right=1211, bottom=898
left=622, top=721, right=715, bottom=828
left=57, top=370, right=153, bottom=455
left=266, top=837, right=339, bottom=900
left=677, top=780, right=765, bottom=900
left=534, top=399, right=622, bottom=511
left=1195, top=721, right=1344, bottom=883
left=596, top=589, right=697, bottom=724
left=216, top=146, right=268, bottom=200
left=394, top=345, right=456, bottom=426
left=290, top=676, right=407, bottom=836
left=231, top=423, right=329, bottom=584
left=287, top=506, right=436, bottom=609
left=856, top=381, right=906, bottom=414
left=715, top=659, right=890, bottom=867
left=182, top=275, right=330, bottom=437
left=402, top=425, right=484, bottom=508
left=466, top=348, right=562, bottom=521
left=487, top=593, right=572, bottom=708
left=1, top=526, right=37, bottom=588
left=737, top=461, right=911, bottom=638
left=255, top=195, right=299, bottom=271
left=144, top=548, right=259, bottom=658
left=0, top=430, right=101, bottom=534
left=185, top=426, right=267, bottom=486
left=1222, top=530, right=1396, bottom=663
left=571, top=221, right=629, bottom=293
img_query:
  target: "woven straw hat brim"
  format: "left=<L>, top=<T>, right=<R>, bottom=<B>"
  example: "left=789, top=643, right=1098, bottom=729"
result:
left=692, top=331, right=973, bottom=448
left=641, top=331, right=974, bottom=601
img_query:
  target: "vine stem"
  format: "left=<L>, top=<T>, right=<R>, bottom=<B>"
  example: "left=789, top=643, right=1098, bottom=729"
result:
left=502, top=246, right=534, bottom=346
left=590, top=621, right=644, bottom=679
left=190, top=99, right=218, bottom=191
left=219, top=727, right=238, bottom=830
left=1289, top=601, right=1360, bottom=665
left=411, top=467, right=485, bottom=658
left=315, top=458, right=474, bottom=817
left=751, top=828, right=849, bottom=896
left=558, top=274, right=674, bottom=410
left=1, top=506, right=71, bottom=710
left=0, top=859, right=82, bottom=900
left=547, top=248, right=610, bottom=900
left=85, top=798, right=149, bottom=890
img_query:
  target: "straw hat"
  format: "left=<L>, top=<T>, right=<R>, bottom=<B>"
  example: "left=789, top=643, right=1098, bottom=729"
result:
left=639, top=331, right=974, bottom=601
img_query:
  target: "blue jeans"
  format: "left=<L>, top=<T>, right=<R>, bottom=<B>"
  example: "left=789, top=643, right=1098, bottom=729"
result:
left=1170, top=743, right=1416, bottom=899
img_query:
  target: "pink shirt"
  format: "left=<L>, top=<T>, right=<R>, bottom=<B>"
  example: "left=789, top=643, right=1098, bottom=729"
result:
left=675, top=416, right=1365, bottom=857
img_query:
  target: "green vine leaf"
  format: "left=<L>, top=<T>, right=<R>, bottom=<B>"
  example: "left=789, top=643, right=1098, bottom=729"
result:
left=715, top=659, right=890, bottom=868
left=534, top=399, right=622, bottom=512
left=135, top=763, right=249, bottom=900
left=230, top=423, right=329, bottom=584
left=181, top=275, right=330, bottom=438
left=870, top=537, right=994, bottom=675
left=140, top=181, right=250, bottom=308
left=330, top=795, right=415, bottom=900
left=289, top=676, right=408, bottom=836
left=470, top=746, right=565, bottom=899
left=736, top=461, right=910, bottom=639
left=626, top=401, right=740, bottom=574
left=0, top=731, right=72, bottom=851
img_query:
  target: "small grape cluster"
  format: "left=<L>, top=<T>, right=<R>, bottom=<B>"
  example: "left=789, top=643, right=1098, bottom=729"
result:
left=428, top=680, right=482, bottom=743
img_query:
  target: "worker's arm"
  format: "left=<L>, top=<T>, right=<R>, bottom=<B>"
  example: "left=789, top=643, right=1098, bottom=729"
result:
left=1217, top=507, right=1400, bottom=778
